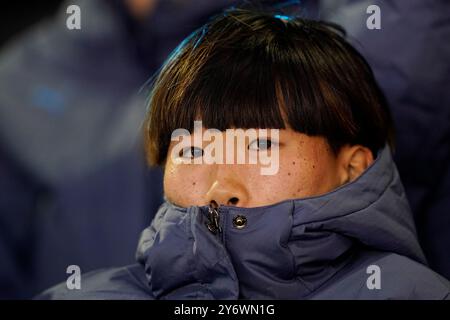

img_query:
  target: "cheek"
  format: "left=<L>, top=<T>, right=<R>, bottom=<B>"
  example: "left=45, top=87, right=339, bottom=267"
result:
left=163, top=163, right=210, bottom=207
left=276, top=158, right=318, bottom=198
left=238, top=163, right=307, bottom=206
left=235, top=153, right=325, bottom=206
left=259, top=149, right=336, bottom=200
left=307, top=144, right=341, bottom=194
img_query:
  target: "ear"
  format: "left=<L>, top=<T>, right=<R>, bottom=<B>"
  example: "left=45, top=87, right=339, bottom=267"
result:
left=336, top=145, right=374, bottom=185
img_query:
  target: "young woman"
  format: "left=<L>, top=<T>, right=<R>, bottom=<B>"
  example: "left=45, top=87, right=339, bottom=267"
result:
left=39, top=7, right=450, bottom=299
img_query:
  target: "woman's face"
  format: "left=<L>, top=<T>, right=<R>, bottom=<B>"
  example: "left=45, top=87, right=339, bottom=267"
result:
left=163, top=126, right=373, bottom=208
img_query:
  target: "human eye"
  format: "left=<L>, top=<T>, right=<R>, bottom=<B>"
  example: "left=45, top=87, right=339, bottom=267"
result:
left=248, top=138, right=278, bottom=151
left=179, top=146, right=204, bottom=159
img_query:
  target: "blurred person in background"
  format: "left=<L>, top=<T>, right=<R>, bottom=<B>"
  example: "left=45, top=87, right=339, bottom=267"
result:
left=0, top=0, right=235, bottom=298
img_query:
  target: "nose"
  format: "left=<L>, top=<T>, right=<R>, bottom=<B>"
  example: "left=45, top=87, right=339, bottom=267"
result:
left=206, top=177, right=249, bottom=207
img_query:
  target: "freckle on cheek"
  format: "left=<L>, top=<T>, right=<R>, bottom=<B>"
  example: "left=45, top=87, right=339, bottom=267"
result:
left=192, top=182, right=196, bottom=186
left=292, top=161, right=296, bottom=165
left=288, top=172, right=291, bottom=176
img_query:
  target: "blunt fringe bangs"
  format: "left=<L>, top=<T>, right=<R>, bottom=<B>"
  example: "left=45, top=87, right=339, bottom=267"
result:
left=144, top=7, right=394, bottom=166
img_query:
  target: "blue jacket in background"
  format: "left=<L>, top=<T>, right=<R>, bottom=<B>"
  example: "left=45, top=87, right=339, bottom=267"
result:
left=38, top=146, right=450, bottom=299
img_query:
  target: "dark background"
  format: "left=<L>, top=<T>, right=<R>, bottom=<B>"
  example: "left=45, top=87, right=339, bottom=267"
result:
left=0, top=2, right=64, bottom=48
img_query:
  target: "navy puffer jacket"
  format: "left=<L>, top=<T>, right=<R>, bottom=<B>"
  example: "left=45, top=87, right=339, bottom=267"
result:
left=38, top=147, right=450, bottom=299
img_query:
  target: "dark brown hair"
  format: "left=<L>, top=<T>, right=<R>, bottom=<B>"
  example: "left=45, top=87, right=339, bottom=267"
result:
left=144, top=7, right=394, bottom=166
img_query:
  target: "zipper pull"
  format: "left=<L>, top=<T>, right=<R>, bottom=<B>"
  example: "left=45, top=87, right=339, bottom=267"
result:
left=206, top=201, right=222, bottom=235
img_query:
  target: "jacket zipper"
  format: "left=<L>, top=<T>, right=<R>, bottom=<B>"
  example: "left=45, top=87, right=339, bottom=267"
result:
left=205, top=201, right=223, bottom=236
